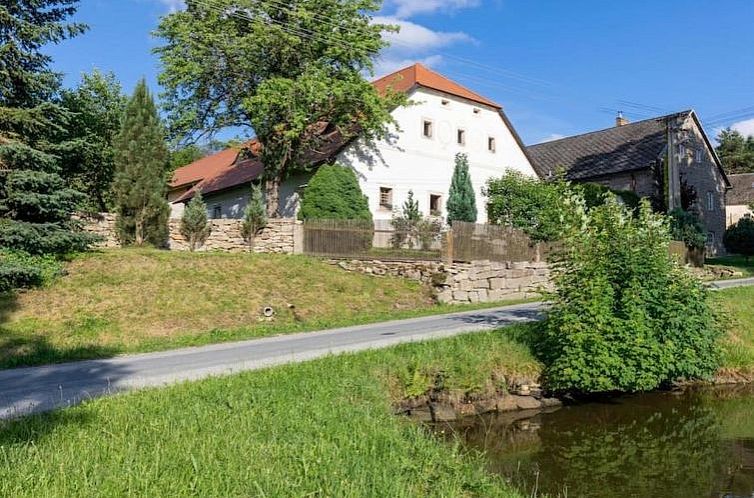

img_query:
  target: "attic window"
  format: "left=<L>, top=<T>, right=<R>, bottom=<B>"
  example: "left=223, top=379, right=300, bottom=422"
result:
left=695, top=149, right=703, bottom=163
left=422, top=119, right=434, bottom=139
left=473, top=108, right=481, bottom=115
left=441, top=99, right=450, bottom=106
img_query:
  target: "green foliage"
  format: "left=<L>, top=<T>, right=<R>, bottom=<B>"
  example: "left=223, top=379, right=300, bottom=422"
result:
left=179, top=192, right=211, bottom=251
left=724, top=215, right=754, bottom=260
left=0, top=249, right=63, bottom=292
left=537, top=198, right=721, bottom=394
left=112, top=80, right=170, bottom=247
left=58, top=69, right=127, bottom=212
left=716, top=128, right=754, bottom=174
left=446, top=153, right=477, bottom=223
left=241, top=183, right=268, bottom=243
left=155, top=0, right=404, bottom=216
left=580, top=182, right=641, bottom=211
left=0, top=0, right=96, bottom=257
left=390, top=191, right=440, bottom=250
left=298, top=165, right=371, bottom=221
left=669, top=208, right=707, bottom=249
left=484, top=171, right=578, bottom=242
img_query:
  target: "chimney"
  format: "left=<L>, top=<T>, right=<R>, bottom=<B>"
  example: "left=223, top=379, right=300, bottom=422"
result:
left=616, top=111, right=629, bottom=127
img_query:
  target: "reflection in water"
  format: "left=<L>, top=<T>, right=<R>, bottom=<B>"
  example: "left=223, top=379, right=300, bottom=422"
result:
left=436, top=386, right=754, bottom=498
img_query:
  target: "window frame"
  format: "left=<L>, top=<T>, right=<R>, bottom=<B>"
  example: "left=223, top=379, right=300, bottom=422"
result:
left=457, top=128, right=466, bottom=147
left=429, top=194, right=443, bottom=217
left=421, top=118, right=434, bottom=139
left=488, top=136, right=497, bottom=153
left=211, top=204, right=222, bottom=219
left=706, top=191, right=715, bottom=212
left=379, top=187, right=394, bottom=211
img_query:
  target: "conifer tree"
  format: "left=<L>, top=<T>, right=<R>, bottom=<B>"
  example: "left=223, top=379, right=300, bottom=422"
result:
left=446, top=153, right=477, bottom=224
left=241, top=183, right=268, bottom=248
left=180, top=192, right=210, bottom=251
left=0, top=0, right=95, bottom=255
left=112, top=80, right=170, bottom=246
left=401, top=190, right=421, bottom=222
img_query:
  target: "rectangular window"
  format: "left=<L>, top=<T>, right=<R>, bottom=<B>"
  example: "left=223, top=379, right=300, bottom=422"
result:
left=457, top=129, right=466, bottom=146
left=212, top=205, right=222, bottom=219
left=707, top=232, right=716, bottom=246
left=488, top=137, right=496, bottom=153
left=678, top=144, right=686, bottom=158
left=429, top=194, right=442, bottom=216
left=422, top=119, right=433, bottom=139
left=695, top=149, right=703, bottom=163
left=707, top=191, right=715, bottom=212
left=379, top=187, right=393, bottom=210
left=441, top=99, right=450, bottom=106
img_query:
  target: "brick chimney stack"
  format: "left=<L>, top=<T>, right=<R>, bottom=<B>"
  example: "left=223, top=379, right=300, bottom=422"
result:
left=616, top=111, right=629, bottom=127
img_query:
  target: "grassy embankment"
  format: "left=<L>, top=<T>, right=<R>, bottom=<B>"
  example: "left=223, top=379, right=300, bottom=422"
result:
left=714, top=285, right=754, bottom=372
left=0, top=248, right=534, bottom=369
left=0, top=327, right=538, bottom=497
left=707, top=255, right=754, bottom=278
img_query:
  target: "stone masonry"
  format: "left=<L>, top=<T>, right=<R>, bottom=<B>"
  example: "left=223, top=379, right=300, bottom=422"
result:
left=331, top=259, right=551, bottom=305
left=82, top=214, right=301, bottom=254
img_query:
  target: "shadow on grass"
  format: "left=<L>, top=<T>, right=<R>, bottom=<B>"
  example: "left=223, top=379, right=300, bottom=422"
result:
left=0, top=408, right=92, bottom=446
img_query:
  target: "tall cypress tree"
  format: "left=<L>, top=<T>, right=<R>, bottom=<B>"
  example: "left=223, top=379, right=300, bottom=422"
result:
left=0, top=1, right=95, bottom=255
left=447, top=153, right=477, bottom=224
left=112, top=80, right=170, bottom=246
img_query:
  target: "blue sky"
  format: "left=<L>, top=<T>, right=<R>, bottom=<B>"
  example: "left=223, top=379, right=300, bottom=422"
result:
left=49, top=0, right=754, bottom=144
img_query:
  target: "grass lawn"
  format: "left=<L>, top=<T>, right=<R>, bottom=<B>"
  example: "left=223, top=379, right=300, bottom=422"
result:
left=706, top=255, right=754, bottom=278
left=715, top=285, right=754, bottom=371
left=0, top=327, right=537, bottom=498
left=0, top=248, right=535, bottom=369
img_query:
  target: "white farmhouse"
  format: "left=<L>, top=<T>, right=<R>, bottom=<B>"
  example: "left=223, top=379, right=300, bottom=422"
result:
left=169, top=63, right=537, bottom=222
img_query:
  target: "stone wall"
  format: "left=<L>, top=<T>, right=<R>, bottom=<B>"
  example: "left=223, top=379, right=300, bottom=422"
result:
left=331, top=259, right=551, bottom=304
left=83, top=214, right=301, bottom=254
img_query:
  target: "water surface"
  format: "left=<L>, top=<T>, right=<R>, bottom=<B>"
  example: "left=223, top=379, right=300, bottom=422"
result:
left=437, top=386, right=754, bottom=498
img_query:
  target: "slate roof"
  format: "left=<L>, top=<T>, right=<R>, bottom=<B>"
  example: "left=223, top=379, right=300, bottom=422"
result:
left=527, top=112, right=696, bottom=180
left=727, top=173, right=754, bottom=205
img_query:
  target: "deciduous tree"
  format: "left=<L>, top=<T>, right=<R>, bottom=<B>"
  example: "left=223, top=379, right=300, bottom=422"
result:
left=155, top=0, right=404, bottom=217
left=716, top=128, right=754, bottom=174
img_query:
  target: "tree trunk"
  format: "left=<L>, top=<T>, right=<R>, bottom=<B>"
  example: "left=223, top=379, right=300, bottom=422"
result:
left=264, top=177, right=281, bottom=218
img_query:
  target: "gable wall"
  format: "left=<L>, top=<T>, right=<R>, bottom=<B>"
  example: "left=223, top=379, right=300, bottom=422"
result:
left=338, top=87, right=537, bottom=222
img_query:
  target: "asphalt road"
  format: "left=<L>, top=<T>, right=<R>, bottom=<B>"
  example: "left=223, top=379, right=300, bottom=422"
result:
left=0, top=302, right=543, bottom=420
left=708, top=277, right=754, bottom=290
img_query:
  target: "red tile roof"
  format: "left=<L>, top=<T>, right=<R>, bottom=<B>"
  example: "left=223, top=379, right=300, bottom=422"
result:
left=372, top=63, right=501, bottom=109
left=170, top=63, right=502, bottom=202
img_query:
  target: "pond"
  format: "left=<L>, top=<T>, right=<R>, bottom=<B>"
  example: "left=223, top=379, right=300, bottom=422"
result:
left=435, top=385, right=754, bottom=498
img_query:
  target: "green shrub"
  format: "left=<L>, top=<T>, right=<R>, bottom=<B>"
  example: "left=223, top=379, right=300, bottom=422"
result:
left=241, top=183, right=268, bottom=244
left=298, top=164, right=371, bottom=221
left=446, top=152, right=477, bottom=223
left=0, top=250, right=64, bottom=293
left=179, top=192, right=211, bottom=251
left=484, top=171, right=579, bottom=243
left=724, top=215, right=754, bottom=260
left=669, top=208, right=706, bottom=249
left=580, top=183, right=641, bottom=211
left=537, top=197, right=721, bottom=394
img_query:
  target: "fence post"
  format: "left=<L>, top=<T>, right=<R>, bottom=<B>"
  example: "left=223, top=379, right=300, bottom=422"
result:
left=443, top=228, right=454, bottom=264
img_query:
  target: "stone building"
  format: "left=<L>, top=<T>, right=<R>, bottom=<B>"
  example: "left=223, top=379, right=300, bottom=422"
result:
left=527, top=111, right=731, bottom=255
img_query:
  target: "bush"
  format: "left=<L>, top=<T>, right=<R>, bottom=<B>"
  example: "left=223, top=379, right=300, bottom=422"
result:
left=484, top=171, right=579, bottom=243
left=724, top=215, right=754, bottom=260
left=446, top=153, right=477, bottom=223
left=180, top=192, right=211, bottom=251
left=0, top=250, right=64, bottom=293
left=669, top=208, right=706, bottom=250
left=580, top=183, right=641, bottom=211
left=241, top=183, right=268, bottom=244
left=299, top=165, right=372, bottom=221
left=537, top=197, right=721, bottom=394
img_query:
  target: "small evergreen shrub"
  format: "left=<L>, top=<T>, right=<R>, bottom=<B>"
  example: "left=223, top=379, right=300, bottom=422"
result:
left=180, top=192, right=211, bottom=251
left=724, top=215, right=754, bottom=260
left=669, top=208, right=706, bottom=249
left=537, top=196, right=721, bottom=394
left=298, top=165, right=371, bottom=221
left=241, top=183, right=268, bottom=245
left=446, top=153, right=477, bottom=224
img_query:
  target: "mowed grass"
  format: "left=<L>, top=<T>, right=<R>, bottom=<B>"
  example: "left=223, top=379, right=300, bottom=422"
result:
left=715, top=286, right=754, bottom=370
left=0, top=327, right=538, bottom=498
left=0, top=248, right=528, bottom=369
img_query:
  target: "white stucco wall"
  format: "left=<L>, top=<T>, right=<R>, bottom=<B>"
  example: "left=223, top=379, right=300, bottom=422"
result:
left=728, top=205, right=753, bottom=227
left=338, top=87, right=536, bottom=222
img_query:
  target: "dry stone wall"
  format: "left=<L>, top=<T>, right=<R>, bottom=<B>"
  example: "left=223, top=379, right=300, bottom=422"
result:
left=82, top=214, right=301, bottom=254
left=331, top=259, right=551, bottom=304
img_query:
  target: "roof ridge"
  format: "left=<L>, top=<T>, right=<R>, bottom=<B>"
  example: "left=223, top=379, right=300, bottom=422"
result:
left=530, top=110, right=693, bottom=148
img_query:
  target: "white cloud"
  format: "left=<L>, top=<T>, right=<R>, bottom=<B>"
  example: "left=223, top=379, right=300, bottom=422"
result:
left=156, top=0, right=184, bottom=12
left=732, top=118, right=754, bottom=138
left=541, top=133, right=566, bottom=143
left=388, top=0, right=481, bottom=19
left=375, top=16, right=473, bottom=53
